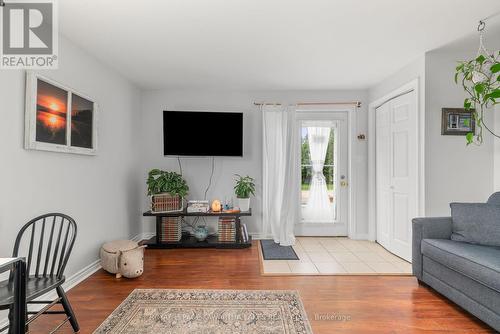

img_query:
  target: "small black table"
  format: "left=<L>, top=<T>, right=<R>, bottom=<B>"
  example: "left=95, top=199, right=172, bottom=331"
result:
left=142, top=209, right=252, bottom=249
left=0, top=257, right=26, bottom=334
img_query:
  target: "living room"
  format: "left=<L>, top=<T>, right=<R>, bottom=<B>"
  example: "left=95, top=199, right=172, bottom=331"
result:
left=0, top=0, right=499, bottom=333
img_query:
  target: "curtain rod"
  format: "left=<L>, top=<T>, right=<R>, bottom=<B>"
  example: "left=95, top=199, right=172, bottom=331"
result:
left=253, top=101, right=361, bottom=108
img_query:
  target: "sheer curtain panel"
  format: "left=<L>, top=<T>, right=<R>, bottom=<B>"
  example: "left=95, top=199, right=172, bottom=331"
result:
left=302, top=124, right=334, bottom=222
left=262, top=105, right=299, bottom=246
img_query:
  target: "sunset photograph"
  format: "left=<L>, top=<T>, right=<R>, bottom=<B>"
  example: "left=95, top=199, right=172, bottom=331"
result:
left=35, top=79, right=68, bottom=145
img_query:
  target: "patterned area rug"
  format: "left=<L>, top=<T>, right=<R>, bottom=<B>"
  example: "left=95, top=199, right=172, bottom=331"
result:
left=94, top=289, right=313, bottom=334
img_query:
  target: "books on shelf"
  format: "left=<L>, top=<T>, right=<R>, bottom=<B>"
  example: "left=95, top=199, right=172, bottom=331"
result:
left=160, top=217, right=182, bottom=242
left=218, top=217, right=236, bottom=242
left=241, top=223, right=249, bottom=243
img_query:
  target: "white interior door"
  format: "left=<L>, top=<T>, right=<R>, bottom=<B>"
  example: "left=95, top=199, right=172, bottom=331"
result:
left=295, top=113, right=348, bottom=236
left=376, top=91, right=417, bottom=261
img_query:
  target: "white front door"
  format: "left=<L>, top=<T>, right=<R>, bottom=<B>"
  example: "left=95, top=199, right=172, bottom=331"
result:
left=375, top=91, right=417, bottom=261
left=295, top=112, right=349, bottom=236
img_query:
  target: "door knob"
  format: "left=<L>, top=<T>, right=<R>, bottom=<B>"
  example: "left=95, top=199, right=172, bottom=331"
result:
left=340, top=180, right=348, bottom=187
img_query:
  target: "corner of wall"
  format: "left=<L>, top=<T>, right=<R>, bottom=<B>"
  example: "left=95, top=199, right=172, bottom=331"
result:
left=495, top=105, right=500, bottom=191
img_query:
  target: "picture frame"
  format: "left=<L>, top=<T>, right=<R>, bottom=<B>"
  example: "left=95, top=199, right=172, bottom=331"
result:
left=25, top=72, right=98, bottom=155
left=441, top=108, right=475, bottom=136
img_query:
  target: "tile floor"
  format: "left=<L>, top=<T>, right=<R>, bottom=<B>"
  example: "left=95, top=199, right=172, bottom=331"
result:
left=261, top=237, right=412, bottom=275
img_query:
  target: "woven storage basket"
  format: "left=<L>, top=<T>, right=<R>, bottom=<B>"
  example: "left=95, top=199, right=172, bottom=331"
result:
left=160, top=217, right=182, bottom=242
left=151, top=193, right=183, bottom=213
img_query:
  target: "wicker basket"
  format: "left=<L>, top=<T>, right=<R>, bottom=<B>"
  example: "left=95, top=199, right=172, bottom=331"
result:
left=151, top=193, right=184, bottom=213
left=159, top=217, right=182, bottom=242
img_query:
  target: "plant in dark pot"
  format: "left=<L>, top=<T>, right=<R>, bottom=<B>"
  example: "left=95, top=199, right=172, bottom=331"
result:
left=147, top=169, right=189, bottom=213
left=234, top=174, right=255, bottom=212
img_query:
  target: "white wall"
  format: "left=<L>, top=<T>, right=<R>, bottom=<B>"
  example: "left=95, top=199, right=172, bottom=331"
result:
left=369, top=50, right=495, bottom=218
left=139, top=89, right=369, bottom=238
left=368, top=56, right=426, bottom=104
left=495, top=104, right=500, bottom=191
left=424, top=50, right=494, bottom=215
left=0, top=36, right=142, bottom=279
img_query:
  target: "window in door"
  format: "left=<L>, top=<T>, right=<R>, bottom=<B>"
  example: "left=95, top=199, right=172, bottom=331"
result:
left=300, top=121, right=337, bottom=223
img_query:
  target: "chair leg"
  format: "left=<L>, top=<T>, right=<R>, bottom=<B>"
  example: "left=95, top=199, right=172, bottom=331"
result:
left=56, top=286, right=80, bottom=333
left=25, top=304, right=29, bottom=333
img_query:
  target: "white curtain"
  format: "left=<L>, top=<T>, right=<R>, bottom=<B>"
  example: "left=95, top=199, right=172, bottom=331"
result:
left=262, top=105, right=299, bottom=246
left=302, top=125, right=334, bottom=222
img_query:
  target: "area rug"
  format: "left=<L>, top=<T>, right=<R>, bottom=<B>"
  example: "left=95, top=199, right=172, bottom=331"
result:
left=260, top=240, right=299, bottom=260
left=93, top=289, right=312, bottom=334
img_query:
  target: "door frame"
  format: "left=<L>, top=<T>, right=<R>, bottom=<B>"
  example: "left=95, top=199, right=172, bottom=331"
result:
left=294, top=106, right=357, bottom=238
left=367, top=79, right=425, bottom=242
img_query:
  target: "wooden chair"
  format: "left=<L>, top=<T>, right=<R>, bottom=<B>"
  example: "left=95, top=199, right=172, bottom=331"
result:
left=0, top=213, right=79, bottom=333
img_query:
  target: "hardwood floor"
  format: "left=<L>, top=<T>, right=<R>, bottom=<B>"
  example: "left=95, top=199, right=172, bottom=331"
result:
left=30, top=241, right=493, bottom=333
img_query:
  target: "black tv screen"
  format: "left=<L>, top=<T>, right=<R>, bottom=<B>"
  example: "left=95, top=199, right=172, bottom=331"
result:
left=163, top=111, right=243, bottom=156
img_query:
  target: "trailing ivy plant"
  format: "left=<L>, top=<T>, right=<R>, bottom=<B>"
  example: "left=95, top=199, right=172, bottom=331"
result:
left=147, top=169, right=189, bottom=197
left=234, top=174, right=256, bottom=199
left=455, top=51, right=500, bottom=145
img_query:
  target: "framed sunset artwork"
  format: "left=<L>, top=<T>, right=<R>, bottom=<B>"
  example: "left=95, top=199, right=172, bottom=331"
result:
left=25, top=72, right=98, bottom=155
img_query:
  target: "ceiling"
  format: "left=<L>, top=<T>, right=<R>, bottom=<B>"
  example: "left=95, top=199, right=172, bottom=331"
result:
left=59, top=0, right=500, bottom=91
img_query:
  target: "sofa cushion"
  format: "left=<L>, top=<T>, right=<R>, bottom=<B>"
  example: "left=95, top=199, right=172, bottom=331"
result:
left=422, top=257, right=500, bottom=330
left=487, top=192, right=500, bottom=206
left=421, top=239, right=500, bottom=293
left=450, top=203, right=500, bottom=247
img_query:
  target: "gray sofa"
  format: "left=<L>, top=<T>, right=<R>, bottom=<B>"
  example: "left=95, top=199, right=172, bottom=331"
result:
left=412, top=192, right=500, bottom=331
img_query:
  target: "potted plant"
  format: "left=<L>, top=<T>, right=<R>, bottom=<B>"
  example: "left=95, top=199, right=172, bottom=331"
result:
left=234, top=174, right=255, bottom=212
left=147, top=169, right=189, bottom=213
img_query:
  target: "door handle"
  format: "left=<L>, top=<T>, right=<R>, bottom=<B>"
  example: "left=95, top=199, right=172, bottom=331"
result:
left=340, top=175, right=348, bottom=187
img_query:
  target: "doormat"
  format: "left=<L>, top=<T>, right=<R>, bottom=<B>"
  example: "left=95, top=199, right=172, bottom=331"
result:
left=260, top=240, right=299, bottom=260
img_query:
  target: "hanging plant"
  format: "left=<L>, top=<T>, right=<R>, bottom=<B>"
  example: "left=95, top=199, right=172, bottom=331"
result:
left=454, top=21, right=500, bottom=145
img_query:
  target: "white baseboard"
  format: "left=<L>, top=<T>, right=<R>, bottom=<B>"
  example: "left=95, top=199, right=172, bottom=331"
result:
left=0, top=232, right=146, bottom=330
left=349, top=233, right=370, bottom=240
left=131, top=232, right=155, bottom=242
left=248, top=233, right=272, bottom=240
left=251, top=233, right=372, bottom=241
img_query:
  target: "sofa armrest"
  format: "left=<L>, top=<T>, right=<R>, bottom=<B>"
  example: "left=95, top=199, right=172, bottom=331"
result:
left=412, top=217, right=452, bottom=280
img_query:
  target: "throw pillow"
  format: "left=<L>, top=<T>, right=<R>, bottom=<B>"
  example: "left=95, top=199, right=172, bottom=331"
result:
left=450, top=203, right=500, bottom=247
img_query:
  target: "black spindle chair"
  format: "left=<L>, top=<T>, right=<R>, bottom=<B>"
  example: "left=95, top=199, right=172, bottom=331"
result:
left=0, top=213, right=79, bottom=333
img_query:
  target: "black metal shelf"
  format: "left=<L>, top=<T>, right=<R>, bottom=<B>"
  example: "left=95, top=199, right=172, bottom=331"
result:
left=142, top=235, right=252, bottom=249
left=143, top=208, right=252, bottom=217
left=142, top=209, right=252, bottom=249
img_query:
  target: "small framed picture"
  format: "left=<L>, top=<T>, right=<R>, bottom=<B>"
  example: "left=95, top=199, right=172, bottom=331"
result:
left=441, top=108, right=475, bottom=136
left=25, top=72, right=98, bottom=155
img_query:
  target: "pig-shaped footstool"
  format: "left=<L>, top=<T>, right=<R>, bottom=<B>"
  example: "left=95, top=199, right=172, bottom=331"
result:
left=100, top=240, right=146, bottom=278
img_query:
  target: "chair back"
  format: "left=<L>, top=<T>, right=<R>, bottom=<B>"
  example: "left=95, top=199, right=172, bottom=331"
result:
left=12, top=213, right=77, bottom=279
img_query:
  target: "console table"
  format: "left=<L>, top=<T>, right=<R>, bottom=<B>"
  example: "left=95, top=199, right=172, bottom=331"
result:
left=142, top=209, right=252, bottom=249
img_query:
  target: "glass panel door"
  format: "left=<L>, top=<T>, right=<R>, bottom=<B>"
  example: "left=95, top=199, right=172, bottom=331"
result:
left=301, top=121, right=337, bottom=223
left=295, top=113, right=348, bottom=237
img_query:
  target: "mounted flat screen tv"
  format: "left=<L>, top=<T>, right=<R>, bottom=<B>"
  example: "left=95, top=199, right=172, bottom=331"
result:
left=163, top=110, right=243, bottom=156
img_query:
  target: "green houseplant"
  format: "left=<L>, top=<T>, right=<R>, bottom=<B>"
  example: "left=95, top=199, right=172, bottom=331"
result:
left=455, top=51, right=500, bottom=145
left=147, top=169, right=189, bottom=212
left=234, top=174, right=255, bottom=212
